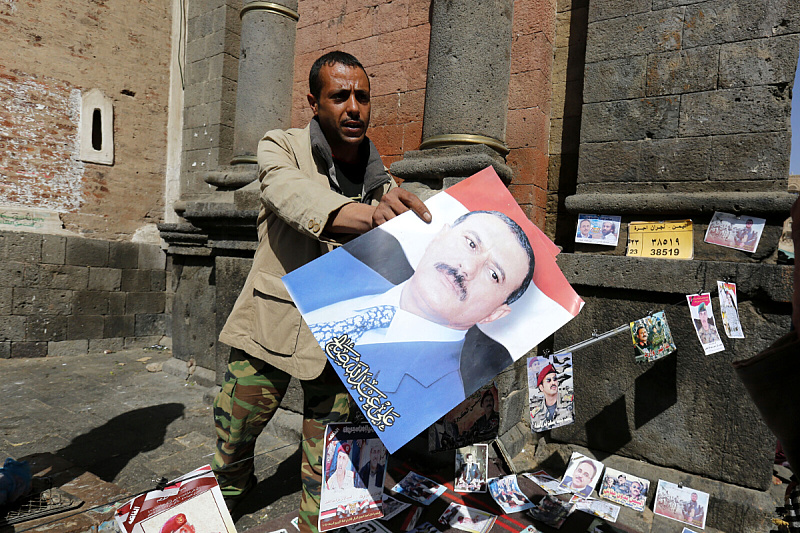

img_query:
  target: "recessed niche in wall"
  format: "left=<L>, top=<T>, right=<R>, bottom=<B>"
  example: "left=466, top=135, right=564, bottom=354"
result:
left=79, top=88, right=114, bottom=165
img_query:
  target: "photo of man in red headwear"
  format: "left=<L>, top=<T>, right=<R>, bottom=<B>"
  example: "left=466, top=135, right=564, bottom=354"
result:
left=528, top=353, right=574, bottom=432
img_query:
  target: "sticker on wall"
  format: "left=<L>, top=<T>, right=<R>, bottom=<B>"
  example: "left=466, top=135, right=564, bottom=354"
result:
left=626, top=220, right=693, bottom=259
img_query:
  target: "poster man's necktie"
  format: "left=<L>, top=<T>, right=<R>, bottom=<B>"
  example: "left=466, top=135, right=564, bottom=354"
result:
left=309, top=305, right=397, bottom=347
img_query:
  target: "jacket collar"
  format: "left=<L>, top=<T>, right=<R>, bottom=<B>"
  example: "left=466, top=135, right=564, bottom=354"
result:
left=309, top=117, right=390, bottom=201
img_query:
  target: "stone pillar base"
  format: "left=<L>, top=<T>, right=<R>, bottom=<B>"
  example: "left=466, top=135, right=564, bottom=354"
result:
left=204, top=164, right=258, bottom=191
left=391, top=144, right=513, bottom=198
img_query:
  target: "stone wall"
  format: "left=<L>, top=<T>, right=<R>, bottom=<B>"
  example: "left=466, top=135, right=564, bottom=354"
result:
left=0, top=231, right=168, bottom=358
left=0, top=0, right=173, bottom=239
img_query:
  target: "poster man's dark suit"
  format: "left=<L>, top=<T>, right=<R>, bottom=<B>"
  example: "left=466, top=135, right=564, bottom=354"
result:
left=355, top=462, right=385, bottom=490
left=286, top=228, right=513, bottom=444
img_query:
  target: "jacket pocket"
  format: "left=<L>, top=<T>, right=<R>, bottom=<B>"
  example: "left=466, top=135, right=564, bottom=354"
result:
left=251, top=271, right=301, bottom=356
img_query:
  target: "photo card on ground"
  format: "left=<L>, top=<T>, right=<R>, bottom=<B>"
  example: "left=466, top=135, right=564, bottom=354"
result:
left=598, top=467, right=649, bottom=512
left=319, top=423, right=388, bottom=531
left=630, top=311, right=676, bottom=363
left=379, top=495, right=411, bottom=521
left=438, top=503, right=497, bottom=533
left=653, top=480, right=709, bottom=529
left=429, top=383, right=499, bottom=452
left=527, top=353, right=574, bottom=432
left=575, top=214, right=622, bottom=246
left=717, top=281, right=744, bottom=339
left=704, top=211, right=766, bottom=253
left=488, top=475, right=535, bottom=513
left=527, top=495, right=572, bottom=529
left=558, top=452, right=604, bottom=498
left=522, top=470, right=571, bottom=496
left=114, top=465, right=236, bottom=533
left=454, top=444, right=488, bottom=493
left=391, top=471, right=447, bottom=506
left=686, top=293, right=725, bottom=355
left=569, top=495, right=621, bottom=523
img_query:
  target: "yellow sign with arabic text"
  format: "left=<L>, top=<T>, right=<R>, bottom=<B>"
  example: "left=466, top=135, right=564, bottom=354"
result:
left=626, top=220, right=693, bottom=260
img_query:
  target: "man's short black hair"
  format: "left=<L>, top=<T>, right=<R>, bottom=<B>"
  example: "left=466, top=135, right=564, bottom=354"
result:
left=452, top=210, right=535, bottom=305
left=309, top=51, right=367, bottom=100
left=481, top=389, right=494, bottom=405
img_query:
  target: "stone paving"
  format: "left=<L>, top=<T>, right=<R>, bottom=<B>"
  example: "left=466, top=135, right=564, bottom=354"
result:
left=0, top=347, right=301, bottom=532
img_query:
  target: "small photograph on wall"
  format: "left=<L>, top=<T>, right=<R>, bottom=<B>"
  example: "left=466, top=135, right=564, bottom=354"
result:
left=454, top=444, right=488, bottom=493
left=653, top=480, right=708, bottom=530
left=575, top=214, right=622, bottom=246
left=717, top=281, right=744, bottom=339
left=629, top=311, right=677, bottom=363
left=686, top=293, right=725, bottom=355
left=527, top=353, right=574, bottom=432
left=704, top=212, right=766, bottom=253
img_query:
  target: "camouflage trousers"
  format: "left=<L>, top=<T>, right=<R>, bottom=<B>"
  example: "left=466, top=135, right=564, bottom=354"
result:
left=212, top=348, right=350, bottom=533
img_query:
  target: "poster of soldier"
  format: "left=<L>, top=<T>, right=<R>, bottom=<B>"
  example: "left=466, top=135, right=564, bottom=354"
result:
left=391, top=471, right=447, bottom=505
left=704, top=211, right=766, bottom=253
left=114, top=465, right=236, bottom=533
left=653, top=480, right=708, bottom=529
left=527, top=353, right=574, bottom=432
left=319, top=424, right=387, bottom=531
left=522, top=470, right=571, bottom=496
left=527, top=495, right=571, bottom=528
left=283, top=167, right=584, bottom=453
left=438, top=503, right=497, bottom=533
left=569, top=495, right=621, bottom=523
left=598, top=467, right=650, bottom=512
left=575, top=214, right=622, bottom=246
left=488, top=475, right=535, bottom=513
left=686, top=293, right=725, bottom=355
left=629, top=311, right=676, bottom=363
left=558, top=452, right=604, bottom=498
left=717, top=281, right=744, bottom=338
left=428, top=383, right=499, bottom=452
left=454, top=444, right=488, bottom=493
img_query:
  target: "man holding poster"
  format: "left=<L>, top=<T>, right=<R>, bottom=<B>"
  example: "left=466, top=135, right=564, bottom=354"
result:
left=211, top=50, right=430, bottom=533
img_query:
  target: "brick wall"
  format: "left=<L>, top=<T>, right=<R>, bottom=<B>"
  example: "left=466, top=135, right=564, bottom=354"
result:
left=0, top=231, right=168, bottom=358
left=0, top=0, right=172, bottom=239
left=290, top=0, right=555, bottom=226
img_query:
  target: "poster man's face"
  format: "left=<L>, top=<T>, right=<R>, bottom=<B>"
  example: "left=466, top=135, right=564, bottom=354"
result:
left=691, top=493, right=698, bottom=502
left=571, top=461, right=596, bottom=489
left=637, top=327, right=648, bottom=344
left=699, top=309, right=709, bottom=330
left=336, top=449, right=349, bottom=474
left=580, top=220, right=591, bottom=236
left=538, top=372, right=558, bottom=399
left=402, top=213, right=529, bottom=330
left=482, top=394, right=494, bottom=414
left=602, top=221, right=613, bottom=235
left=630, top=483, right=642, bottom=497
left=369, top=446, right=381, bottom=470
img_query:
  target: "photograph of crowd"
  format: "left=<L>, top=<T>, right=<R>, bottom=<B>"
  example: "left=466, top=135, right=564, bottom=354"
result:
left=704, top=212, right=765, bottom=253
left=653, top=480, right=708, bottom=529
left=527, top=495, right=571, bottom=528
left=598, top=467, right=649, bottom=512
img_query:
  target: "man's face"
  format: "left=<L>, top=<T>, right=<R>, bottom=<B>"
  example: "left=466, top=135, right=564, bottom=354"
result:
left=571, top=462, right=595, bottom=489
left=630, top=483, right=641, bottom=497
left=637, top=328, right=648, bottom=344
left=580, top=220, right=591, bottom=236
left=602, top=221, right=613, bottom=235
left=402, top=213, right=529, bottom=330
left=538, top=372, right=558, bottom=399
left=482, top=394, right=494, bottom=414
left=369, top=446, right=381, bottom=470
left=465, top=453, right=474, bottom=464
left=699, top=309, right=709, bottom=330
left=691, top=493, right=697, bottom=502
left=307, top=63, right=370, bottom=156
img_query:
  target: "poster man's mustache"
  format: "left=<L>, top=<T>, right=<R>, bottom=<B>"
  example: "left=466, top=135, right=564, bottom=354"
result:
left=435, top=262, right=467, bottom=301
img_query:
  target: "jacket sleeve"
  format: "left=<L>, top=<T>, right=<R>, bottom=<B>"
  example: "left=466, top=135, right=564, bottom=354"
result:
left=257, top=128, right=353, bottom=241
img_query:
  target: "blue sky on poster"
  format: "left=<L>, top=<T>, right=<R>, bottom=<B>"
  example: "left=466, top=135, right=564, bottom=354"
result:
left=792, top=48, right=800, bottom=175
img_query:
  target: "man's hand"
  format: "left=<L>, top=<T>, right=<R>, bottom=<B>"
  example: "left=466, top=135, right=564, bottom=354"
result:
left=372, top=188, right=431, bottom=227
left=325, top=188, right=431, bottom=235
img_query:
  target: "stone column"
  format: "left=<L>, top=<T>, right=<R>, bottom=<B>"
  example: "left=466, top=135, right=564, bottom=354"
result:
left=391, top=0, right=515, bottom=197
left=206, top=0, right=299, bottom=189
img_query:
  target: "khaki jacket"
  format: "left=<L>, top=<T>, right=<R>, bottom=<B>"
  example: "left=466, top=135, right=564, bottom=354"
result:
left=218, top=125, right=394, bottom=379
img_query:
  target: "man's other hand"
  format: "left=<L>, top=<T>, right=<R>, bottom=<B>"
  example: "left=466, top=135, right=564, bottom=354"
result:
left=372, top=188, right=431, bottom=227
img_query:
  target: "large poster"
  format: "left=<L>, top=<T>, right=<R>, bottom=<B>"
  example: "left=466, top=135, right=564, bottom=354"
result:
left=283, top=167, right=584, bottom=453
